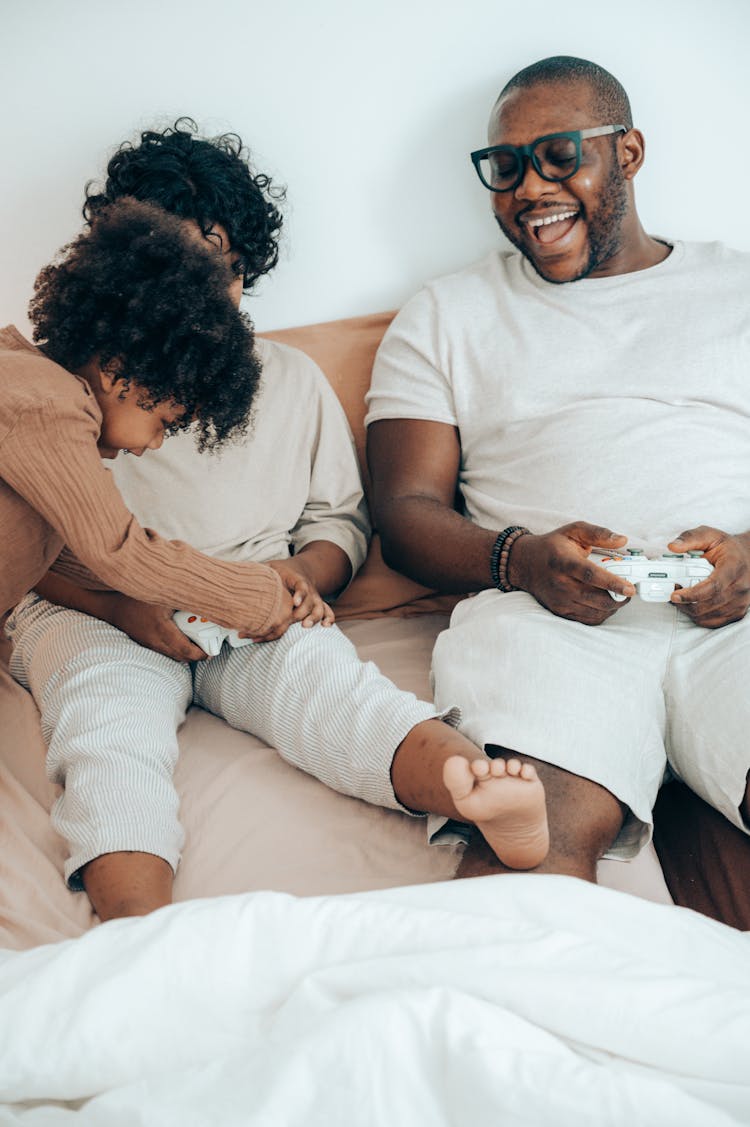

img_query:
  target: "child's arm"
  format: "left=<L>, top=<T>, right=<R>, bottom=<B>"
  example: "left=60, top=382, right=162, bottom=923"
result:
left=249, top=541, right=351, bottom=641
left=2, top=394, right=290, bottom=635
left=287, top=368, right=371, bottom=585
left=33, top=572, right=207, bottom=662
left=284, top=541, right=353, bottom=599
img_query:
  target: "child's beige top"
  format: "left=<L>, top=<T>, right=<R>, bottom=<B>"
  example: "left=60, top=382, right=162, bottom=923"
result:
left=0, top=326, right=284, bottom=628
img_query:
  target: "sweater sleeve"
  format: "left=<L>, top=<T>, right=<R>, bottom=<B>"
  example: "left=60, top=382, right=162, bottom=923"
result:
left=2, top=397, right=284, bottom=632
left=50, top=546, right=117, bottom=591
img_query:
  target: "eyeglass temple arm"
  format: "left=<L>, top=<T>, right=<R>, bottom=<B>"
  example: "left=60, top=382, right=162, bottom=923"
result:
left=579, top=124, right=628, bottom=139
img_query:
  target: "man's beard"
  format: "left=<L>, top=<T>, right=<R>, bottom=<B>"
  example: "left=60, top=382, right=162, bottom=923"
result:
left=497, top=159, right=629, bottom=284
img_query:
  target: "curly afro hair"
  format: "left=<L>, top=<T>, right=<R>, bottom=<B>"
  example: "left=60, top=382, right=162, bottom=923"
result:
left=83, top=118, right=285, bottom=291
left=29, top=197, right=263, bottom=451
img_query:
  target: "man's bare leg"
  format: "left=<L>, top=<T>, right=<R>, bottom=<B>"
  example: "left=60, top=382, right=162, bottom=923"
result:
left=81, top=852, right=173, bottom=921
left=455, top=753, right=626, bottom=882
left=740, top=769, right=750, bottom=828
left=391, top=721, right=549, bottom=869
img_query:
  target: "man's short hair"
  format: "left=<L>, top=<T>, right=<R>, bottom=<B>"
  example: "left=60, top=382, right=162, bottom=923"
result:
left=497, top=56, right=633, bottom=130
left=83, top=118, right=285, bottom=291
left=31, top=197, right=262, bottom=451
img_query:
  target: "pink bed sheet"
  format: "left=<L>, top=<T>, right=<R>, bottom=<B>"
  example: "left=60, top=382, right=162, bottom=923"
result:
left=0, top=614, right=671, bottom=949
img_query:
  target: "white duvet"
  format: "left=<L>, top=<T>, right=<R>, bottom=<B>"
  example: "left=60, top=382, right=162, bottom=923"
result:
left=0, top=874, right=747, bottom=1126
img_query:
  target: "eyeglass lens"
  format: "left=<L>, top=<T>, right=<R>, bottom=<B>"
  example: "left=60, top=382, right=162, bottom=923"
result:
left=479, top=135, right=580, bottom=190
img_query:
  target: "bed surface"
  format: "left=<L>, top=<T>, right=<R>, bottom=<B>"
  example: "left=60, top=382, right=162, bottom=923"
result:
left=1, top=872, right=747, bottom=1124
left=0, top=613, right=671, bottom=950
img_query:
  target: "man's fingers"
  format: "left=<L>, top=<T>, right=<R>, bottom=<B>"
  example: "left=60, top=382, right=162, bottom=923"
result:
left=669, top=525, right=727, bottom=554
left=670, top=525, right=710, bottom=548
left=675, top=594, right=742, bottom=628
left=670, top=575, right=720, bottom=606
left=575, top=559, right=635, bottom=599
left=538, top=574, right=627, bottom=625
left=556, top=588, right=623, bottom=625
left=671, top=578, right=746, bottom=626
left=568, top=522, right=627, bottom=549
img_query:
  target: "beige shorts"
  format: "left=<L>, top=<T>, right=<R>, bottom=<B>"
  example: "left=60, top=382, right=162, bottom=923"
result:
left=431, top=589, right=750, bottom=859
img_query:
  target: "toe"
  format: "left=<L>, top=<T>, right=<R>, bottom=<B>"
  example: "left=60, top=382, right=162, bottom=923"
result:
left=506, top=758, right=522, bottom=776
left=489, top=758, right=507, bottom=777
left=520, top=762, right=537, bottom=781
left=471, top=758, right=490, bottom=778
left=443, top=756, right=474, bottom=797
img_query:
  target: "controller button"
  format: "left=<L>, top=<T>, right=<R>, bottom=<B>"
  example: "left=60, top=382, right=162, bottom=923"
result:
left=187, top=615, right=197, bottom=623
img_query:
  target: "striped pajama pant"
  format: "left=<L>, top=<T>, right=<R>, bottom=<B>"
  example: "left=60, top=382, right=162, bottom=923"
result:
left=6, top=594, right=453, bottom=889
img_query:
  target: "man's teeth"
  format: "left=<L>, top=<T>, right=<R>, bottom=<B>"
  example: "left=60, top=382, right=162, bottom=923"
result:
left=527, top=211, right=577, bottom=228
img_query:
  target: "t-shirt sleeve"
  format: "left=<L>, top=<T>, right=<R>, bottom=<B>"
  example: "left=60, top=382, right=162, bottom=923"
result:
left=1, top=396, right=284, bottom=632
left=290, top=368, right=371, bottom=576
left=365, top=287, right=457, bottom=428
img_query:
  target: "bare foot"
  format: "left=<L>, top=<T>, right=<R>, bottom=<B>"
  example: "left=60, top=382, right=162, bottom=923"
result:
left=82, top=852, right=173, bottom=921
left=443, top=756, right=549, bottom=870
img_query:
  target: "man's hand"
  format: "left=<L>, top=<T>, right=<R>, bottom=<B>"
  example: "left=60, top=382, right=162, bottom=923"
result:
left=240, top=558, right=334, bottom=643
left=668, top=526, right=750, bottom=628
left=110, top=598, right=210, bottom=661
left=507, top=521, right=636, bottom=625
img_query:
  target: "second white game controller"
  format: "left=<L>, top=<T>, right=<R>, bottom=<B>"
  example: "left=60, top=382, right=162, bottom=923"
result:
left=593, top=550, right=714, bottom=603
left=172, top=611, right=254, bottom=656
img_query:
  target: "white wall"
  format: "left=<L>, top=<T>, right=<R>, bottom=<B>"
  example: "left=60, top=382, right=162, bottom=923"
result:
left=2, top=0, right=748, bottom=333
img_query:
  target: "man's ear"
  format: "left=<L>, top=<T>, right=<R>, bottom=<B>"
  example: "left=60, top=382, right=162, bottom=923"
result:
left=619, top=128, right=646, bottom=181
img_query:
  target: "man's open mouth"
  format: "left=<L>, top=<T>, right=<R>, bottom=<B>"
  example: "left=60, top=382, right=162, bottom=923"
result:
left=522, top=209, right=580, bottom=245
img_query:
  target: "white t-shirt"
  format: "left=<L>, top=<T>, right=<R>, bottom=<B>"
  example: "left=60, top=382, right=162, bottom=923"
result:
left=113, top=338, right=370, bottom=573
left=366, top=241, right=750, bottom=550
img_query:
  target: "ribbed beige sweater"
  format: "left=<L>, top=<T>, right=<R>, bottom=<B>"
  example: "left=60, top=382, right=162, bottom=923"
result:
left=0, top=326, right=284, bottom=629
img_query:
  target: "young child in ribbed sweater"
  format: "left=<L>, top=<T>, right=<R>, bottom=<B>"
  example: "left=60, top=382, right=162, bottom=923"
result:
left=1, top=197, right=291, bottom=632
left=6, top=125, right=548, bottom=922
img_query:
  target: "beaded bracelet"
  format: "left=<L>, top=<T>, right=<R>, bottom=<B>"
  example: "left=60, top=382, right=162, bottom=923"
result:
left=489, top=525, right=531, bottom=592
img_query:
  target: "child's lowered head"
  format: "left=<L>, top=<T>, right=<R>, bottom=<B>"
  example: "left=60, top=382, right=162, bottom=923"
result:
left=28, top=196, right=263, bottom=456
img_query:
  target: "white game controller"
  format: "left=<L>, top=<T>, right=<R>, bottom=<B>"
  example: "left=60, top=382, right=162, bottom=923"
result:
left=593, top=550, right=714, bottom=603
left=172, top=611, right=254, bottom=656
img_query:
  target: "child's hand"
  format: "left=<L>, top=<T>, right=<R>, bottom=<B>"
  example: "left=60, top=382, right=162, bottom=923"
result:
left=111, top=597, right=209, bottom=661
left=265, top=559, right=335, bottom=629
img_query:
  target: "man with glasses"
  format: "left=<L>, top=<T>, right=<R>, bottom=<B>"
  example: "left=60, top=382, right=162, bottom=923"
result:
left=366, top=55, right=750, bottom=883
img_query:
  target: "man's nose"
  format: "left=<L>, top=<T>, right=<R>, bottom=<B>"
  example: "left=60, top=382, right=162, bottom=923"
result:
left=513, top=157, right=557, bottom=201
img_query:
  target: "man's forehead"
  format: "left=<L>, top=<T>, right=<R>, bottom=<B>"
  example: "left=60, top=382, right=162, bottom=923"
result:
left=489, top=80, right=596, bottom=143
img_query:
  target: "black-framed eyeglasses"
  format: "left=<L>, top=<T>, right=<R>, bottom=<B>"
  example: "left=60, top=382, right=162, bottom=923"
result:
left=470, top=125, right=628, bottom=193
